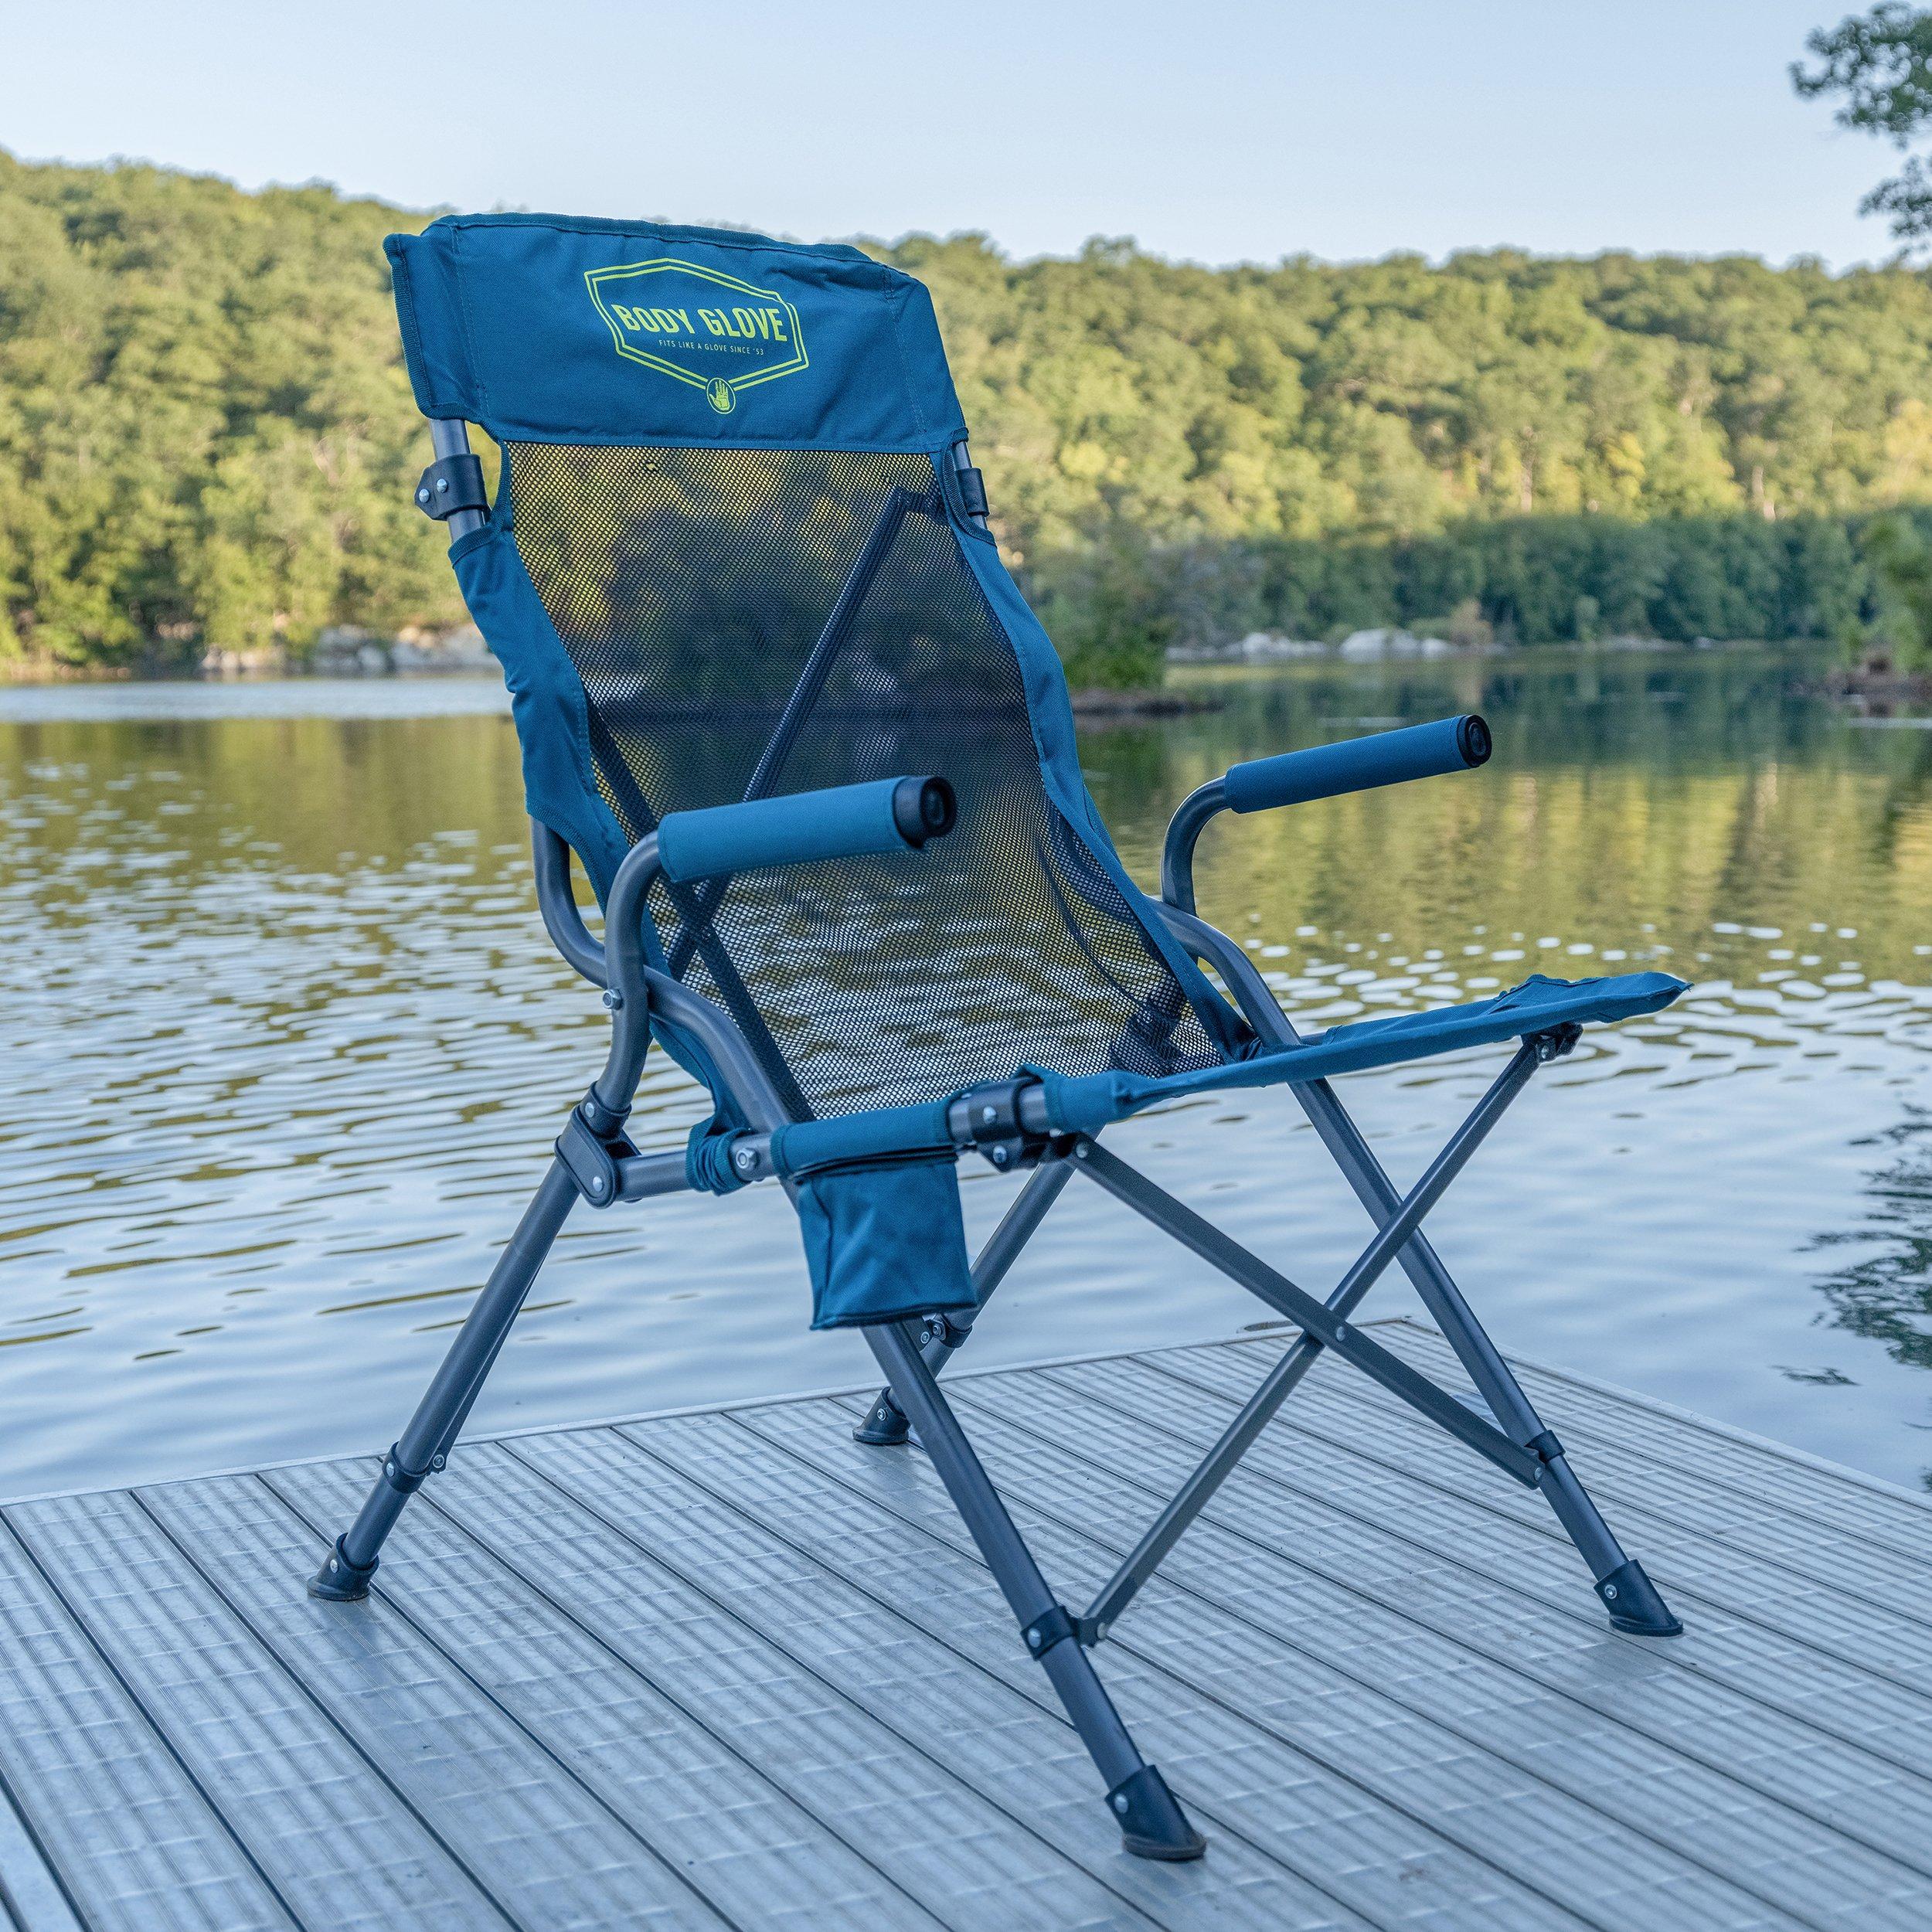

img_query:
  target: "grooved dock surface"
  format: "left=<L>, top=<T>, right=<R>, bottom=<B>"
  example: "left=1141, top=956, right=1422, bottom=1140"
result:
left=1, top=1321, right=1929, bottom=1931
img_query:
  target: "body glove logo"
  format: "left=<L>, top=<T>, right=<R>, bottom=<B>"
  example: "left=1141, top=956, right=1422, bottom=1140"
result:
left=584, top=260, right=808, bottom=413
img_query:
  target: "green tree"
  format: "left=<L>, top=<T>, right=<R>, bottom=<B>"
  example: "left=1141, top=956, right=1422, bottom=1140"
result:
left=5, top=151, right=1932, bottom=682
left=1794, top=6, right=1932, bottom=243
left=1856, top=512, right=1932, bottom=667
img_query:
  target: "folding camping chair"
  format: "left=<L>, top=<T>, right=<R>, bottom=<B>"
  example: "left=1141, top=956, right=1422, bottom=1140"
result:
left=308, top=213, right=1689, bottom=1862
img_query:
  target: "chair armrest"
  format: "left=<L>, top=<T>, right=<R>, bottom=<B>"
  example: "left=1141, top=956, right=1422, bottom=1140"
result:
left=580, top=776, right=957, bottom=1125
left=656, top=775, right=956, bottom=883
left=1162, top=715, right=1489, bottom=913
left=1224, top=714, right=1490, bottom=815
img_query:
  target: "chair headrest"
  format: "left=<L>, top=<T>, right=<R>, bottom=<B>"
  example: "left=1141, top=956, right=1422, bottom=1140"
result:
left=386, top=214, right=966, bottom=454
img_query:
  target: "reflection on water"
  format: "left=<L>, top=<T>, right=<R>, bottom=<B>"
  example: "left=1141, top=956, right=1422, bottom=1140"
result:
left=2, top=648, right=1930, bottom=1498
left=1808, top=1107, right=1932, bottom=1374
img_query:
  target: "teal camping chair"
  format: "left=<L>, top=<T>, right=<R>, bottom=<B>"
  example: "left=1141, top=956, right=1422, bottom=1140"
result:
left=309, top=213, right=1689, bottom=1861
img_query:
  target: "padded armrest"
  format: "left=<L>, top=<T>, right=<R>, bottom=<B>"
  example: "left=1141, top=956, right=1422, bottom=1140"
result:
left=655, top=776, right=956, bottom=884
left=1224, top=715, right=1491, bottom=815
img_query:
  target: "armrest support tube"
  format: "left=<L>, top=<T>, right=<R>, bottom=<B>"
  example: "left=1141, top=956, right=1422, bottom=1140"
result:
left=532, top=821, right=607, bottom=987
left=1159, top=777, right=1227, bottom=916
left=1162, top=716, right=1489, bottom=917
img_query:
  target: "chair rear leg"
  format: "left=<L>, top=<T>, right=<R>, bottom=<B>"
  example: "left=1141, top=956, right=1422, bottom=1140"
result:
left=308, top=1160, right=578, bottom=1601
left=855, top=1157, right=1073, bottom=1446
left=867, top=1321, right=1206, bottom=1860
left=1298, top=1078, right=1681, bottom=1635
left=1399, top=1261, right=1679, bottom=1634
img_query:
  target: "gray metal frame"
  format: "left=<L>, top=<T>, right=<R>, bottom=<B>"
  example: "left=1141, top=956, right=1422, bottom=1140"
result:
left=308, top=420, right=1679, bottom=1865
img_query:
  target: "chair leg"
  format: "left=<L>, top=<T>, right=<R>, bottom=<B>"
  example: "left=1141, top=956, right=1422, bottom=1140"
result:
left=866, top=1320, right=1206, bottom=1860
left=308, top=1159, right=578, bottom=1602
left=853, top=1156, right=1073, bottom=1447
left=1295, top=1076, right=1682, bottom=1636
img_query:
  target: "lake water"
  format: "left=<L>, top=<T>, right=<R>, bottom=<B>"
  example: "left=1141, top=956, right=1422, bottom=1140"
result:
left=3, top=648, right=1930, bottom=1502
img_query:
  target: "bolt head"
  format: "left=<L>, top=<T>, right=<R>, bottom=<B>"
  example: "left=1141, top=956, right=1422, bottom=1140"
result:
left=992, top=1146, right=1009, bottom=1166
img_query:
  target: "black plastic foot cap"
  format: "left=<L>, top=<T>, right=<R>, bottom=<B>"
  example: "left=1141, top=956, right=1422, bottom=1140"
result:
left=1109, top=1764, right=1207, bottom=1861
left=1597, top=1558, right=1682, bottom=1636
left=852, top=1391, right=911, bottom=1447
left=308, top=1536, right=378, bottom=1603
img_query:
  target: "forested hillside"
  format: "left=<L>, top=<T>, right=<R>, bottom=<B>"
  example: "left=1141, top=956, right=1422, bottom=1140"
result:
left=5, top=151, right=1932, bottom=677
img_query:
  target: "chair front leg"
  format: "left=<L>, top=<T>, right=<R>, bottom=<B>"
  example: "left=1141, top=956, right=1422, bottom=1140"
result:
left=309, top=1158, right=579, bottom=1600
left=1291, top=1073, right=1682, bottom=1635
left=867, top=1319, right=1206, bottom=1860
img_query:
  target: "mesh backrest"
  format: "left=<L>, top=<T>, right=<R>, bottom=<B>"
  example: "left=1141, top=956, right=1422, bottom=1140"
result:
left=507, top=442, right=1230, bottom=1117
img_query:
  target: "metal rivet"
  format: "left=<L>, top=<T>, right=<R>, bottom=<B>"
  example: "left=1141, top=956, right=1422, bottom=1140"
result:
left=981, top=1105, right=997, bottom=1123
left=589, top=1176, right=605, bottom=1196
left=432, top=1454, right=446, bottom=1472
left=416, top=488, right=430, bottom=505
left=1075, top=1143, right=1090, bottom=1160
left=435, top=477, right=450, bottom=493
left=992, top=1147, right=1009, bottom=1166
left=1603, top=1583, right=1619, bottom=1600
left=1114, top=1794, right=1129, bottom=1813
left=327, top=1557, right=338, bottom=1572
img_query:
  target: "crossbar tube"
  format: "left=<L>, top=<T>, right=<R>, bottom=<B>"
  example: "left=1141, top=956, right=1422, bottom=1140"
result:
left=1071, top=1064, right=1542, bottom=1479
left=1075, top=1044, right=1543, bottom=1635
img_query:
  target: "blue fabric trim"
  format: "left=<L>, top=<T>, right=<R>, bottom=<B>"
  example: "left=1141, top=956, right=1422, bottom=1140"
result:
left=1038, top=972, right=1689, bottom=1135
left=449, top=520, right=630, bottom=901
left=388, top=216, right=966, bottom=454
left=770, top=1100, right=957, bottom=1176
left=685, top=1100, right=960, bottom=1196
left=657, top=779, right=910, bottom=883
left=685, top=1118, right=748, bottom=1195
left=942, top=483, right=1249, bottom=1064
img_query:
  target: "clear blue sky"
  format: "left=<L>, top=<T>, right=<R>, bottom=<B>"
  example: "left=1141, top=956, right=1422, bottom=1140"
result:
left=0, top=1, right=1905, bottom=266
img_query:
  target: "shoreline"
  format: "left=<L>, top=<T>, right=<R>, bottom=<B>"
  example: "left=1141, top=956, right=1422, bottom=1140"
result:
left=4, top=631, right=1796, bottom=689
left=1808, top=665, right=1932, bottom=706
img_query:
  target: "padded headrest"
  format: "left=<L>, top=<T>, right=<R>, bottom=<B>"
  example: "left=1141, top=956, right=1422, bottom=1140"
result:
left=386, top=214, right=967, bottom=453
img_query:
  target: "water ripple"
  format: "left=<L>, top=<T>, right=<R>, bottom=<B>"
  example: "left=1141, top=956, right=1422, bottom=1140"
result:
left=3, top=651, right=1932, bottom=1496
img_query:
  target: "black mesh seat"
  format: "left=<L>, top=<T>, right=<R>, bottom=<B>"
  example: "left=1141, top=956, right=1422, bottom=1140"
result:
left=505, top=441, right=1238, bottom=1118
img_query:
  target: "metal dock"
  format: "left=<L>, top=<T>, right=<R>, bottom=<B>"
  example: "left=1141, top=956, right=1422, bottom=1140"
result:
left=2, top=1319, right=1930, bottom=1932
